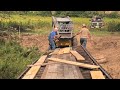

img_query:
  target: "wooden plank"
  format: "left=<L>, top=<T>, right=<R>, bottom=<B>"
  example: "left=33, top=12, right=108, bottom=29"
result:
left=56, top=63, right=64, bottom=79
left=27, top=62, right=58, bottom=67
left=70, top=50, right=85, bottom=61
left=73, top=66, right=84, bottom=79
left=40, top=61, right=53, bottom=79
left=58, top=47, right=71, bottom=54
left=70, top=54, right=84, bottom=79
left=49, top=48, right=60, bottom=55
left=41, top=62, right=59, bottom=79
left=68, top=64, right=78, bottom=79
left=41, top=55, right=58, bottom=79
left=48, top=58, right=100, bottom=69
left=63, top=53, right=83, bottom=79
left=40, top=63, right=49, bottom=79
left=90, top=71, right=105, bottom=79
left=41, top=54, right=84, bottom=79
left=47, top=63, right=58, bottom=79
left=58, top=48, right=64, bottom=54
left=63, top=47, right=71, bottom=54
left=22, top=55, right=47, bottom=79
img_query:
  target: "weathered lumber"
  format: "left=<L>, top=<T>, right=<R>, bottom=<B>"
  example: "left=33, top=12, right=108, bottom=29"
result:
left=22, top=55, right=47, bottom=79
left=63, top=47, right=71, bottom=53
left=27, top=62, right=59, bottom=67
left=90, top=71, right=105, bottom=79
left=58, top=47, right=71, bottom=54
left=70, top=50, right=85, bottom=60
left=47, top=58, right=100, bottom=69
left=41, top=54, right=84, bottom=79
left=41, top=55, right=59, bottom=79
left=49, top=48, right=60, bottom=55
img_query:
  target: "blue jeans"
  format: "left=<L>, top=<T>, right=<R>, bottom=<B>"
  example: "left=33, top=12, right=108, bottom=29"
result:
left=80, top=38, right=87, bottom=48
left=48, top=39, right=56, bottom=50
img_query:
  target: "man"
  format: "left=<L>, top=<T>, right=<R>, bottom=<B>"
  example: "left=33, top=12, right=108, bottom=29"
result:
left=48, top=27, right=59, bottom=50
left=76, top=24, right=91, bottom=48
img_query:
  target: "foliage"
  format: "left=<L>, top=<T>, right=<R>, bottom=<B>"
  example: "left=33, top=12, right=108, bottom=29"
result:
left=108, top=20, right=120, bottom=32
left=0, top=39, right=41, bottom=79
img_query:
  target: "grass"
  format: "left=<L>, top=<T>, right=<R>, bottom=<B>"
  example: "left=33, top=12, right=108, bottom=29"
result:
left=90, top=30, right=112, bottom=36
left=0, top=39, right=41, bottom=79
left=1, top=14, right=120, bottom=35
left=0, top=14, right=52, bottom=35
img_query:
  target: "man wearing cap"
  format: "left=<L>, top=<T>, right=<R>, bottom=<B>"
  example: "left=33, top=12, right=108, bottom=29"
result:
left=48, top=27, right=59, bottom=50
left=76, top=24, right=91, bottom=48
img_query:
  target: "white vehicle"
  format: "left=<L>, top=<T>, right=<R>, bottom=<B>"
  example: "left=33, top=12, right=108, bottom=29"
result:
left=90, top=16, right=104, bottom=28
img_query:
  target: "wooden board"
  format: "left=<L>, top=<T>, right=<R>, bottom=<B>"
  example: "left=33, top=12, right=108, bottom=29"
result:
left=58, top=47, right=71, bottom=54
left=70, top=55, right=84, bottom=79
left=27, top=62, right=58, bottom=67
left=70, top=50, right=85, bottom=61
left=58, top=49, right=62, bottom=54
left=22, top=55, right=47, bottom=79
left=41, top=54, right=84, bottom=79
left=41, top=55, right=59, bottom=79
left=90, top=71, right=105, bottom=79
left=49, top=48, right=60, bottom=55
left=47, top=58, right=100, bottom=69
left=58, top=48, right=65, bottom=54
left=63, top=47, right=71, bottom=53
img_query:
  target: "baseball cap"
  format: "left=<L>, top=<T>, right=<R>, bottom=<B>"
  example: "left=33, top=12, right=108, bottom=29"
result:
left=54, top=27, right=58, bottom=30
left=82, top=24, right=86, bottom=27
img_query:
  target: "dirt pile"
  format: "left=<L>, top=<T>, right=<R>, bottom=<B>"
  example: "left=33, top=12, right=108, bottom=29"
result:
left=20, top=34, right=49, bottom=53
left=86, top=36, right=120, bottom=79
left=93, top=36, right=120, bottom=50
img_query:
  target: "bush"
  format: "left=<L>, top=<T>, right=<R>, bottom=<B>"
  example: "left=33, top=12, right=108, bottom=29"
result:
left=106, top=12, right=120, bottom=18
left=108, top=21, right=120, bottom=32
left=0, top=39, right=41, bottom=79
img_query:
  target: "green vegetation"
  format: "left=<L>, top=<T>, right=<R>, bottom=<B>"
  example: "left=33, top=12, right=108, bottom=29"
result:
left=1, top=11, right=120, bottom=18
left=1, top=14, right=120, bottom=35
left=90, top=30, right=112, bottom=36
left=107, top=21, right=120, bottom=32
left=0, top=14, right=51, bottom=35
left=0, top=38, right=41, bottom=79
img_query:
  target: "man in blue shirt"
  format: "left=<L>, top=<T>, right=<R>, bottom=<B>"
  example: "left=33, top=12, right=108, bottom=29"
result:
left=48, top=27, right=58, bottom=50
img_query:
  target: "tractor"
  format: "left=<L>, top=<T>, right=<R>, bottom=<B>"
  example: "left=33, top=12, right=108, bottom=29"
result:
left=52, top=16, right=75, bottom=48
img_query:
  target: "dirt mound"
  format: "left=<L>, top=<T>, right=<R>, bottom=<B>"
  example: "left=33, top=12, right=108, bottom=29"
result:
left=20, top=34, right=49, bottom=53
left=92, top=36, right=120, bottom=50
left=86, top=36, right=120, bottom=79
left=94, top=41, right=118, bottom=50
